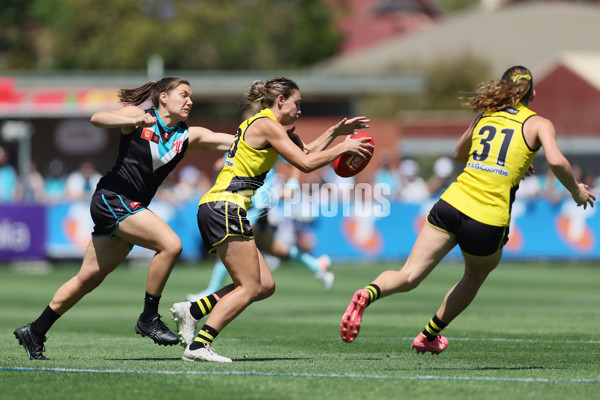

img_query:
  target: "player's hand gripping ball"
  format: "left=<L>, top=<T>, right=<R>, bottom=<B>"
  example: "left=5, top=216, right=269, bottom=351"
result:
left=333, top=132, right=374, bottom=177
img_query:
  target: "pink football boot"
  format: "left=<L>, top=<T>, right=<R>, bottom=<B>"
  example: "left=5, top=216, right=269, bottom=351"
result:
left=340, top=289, right=370, bottom=343
left=411, top=332, right=448, bottom=354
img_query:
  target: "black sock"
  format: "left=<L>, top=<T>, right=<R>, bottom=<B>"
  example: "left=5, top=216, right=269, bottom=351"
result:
left=190, top=294, right=218, bottom=320
left=189, top=324, right=219, bottom=350
left=364, top=283, right=381, bottom=305
left=141, top=292, right=160, bottom=320
left=30, top=305, right=61, bottom=337
left=422, top=315, right=448, bottom=342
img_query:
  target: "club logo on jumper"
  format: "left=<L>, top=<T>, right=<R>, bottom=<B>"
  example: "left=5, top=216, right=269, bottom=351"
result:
left=141, top=128, right=159, bottom=143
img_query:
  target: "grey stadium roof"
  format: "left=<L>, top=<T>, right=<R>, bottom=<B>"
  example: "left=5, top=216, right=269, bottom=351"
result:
left=314, top=2, right=600, bottom=78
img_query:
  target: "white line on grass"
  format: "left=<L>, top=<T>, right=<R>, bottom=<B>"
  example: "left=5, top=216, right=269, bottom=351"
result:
left=1, top=367, right=599, bottom=384
left=98, top=336, right=600, bottom=344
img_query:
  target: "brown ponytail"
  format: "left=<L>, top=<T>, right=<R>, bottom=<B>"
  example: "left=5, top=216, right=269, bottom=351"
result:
left=463, top=66, right=533, bottom=112
left=118, top=76, right=190, bottom=107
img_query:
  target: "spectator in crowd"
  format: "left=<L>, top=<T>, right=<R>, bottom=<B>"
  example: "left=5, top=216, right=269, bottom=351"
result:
left=540, top=164, right=582, bottom=205
left=398, top=159, right=429, bottom=202
left=44, top=159, right=68, bottom=203
left=0, top=146, right=20, bottom=203
left=172, top=165, right=211, bottom=203
left=22, top=161, right=45, bottom=203
left=515, top=170, right=542, bottom=200
left=372, top=150, right=401, bottom=199
left=65, top=161, right=102, bottom=201
left=426, top=156, right=455, bottom=199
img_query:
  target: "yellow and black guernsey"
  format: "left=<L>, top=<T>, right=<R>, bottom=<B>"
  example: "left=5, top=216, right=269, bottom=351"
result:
left=200, top=108, right=280, bottom=210
left=441, top=102, right=539, bottom=227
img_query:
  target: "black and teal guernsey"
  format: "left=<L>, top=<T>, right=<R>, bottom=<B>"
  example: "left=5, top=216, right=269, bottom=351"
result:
left=95, top=108, right=189, bottom=205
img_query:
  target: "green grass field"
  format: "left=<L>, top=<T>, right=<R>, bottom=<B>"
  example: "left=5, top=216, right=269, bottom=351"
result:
left=1, top=260, right=599, bottom=400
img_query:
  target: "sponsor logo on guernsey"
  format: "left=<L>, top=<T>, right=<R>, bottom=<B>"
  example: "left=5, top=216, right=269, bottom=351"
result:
left=172, top=139, right=183, bottom=153
left=141, top=128, right=153, bottom=140
left=224, top=159, right=234, bottom=167
left=141, top=128, right=159, bottom=143
left=467, top=162, right=509, bottom=177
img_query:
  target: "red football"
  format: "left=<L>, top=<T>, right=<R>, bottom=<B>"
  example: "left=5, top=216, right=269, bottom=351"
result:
left=333, top=132, right=374, bottom=178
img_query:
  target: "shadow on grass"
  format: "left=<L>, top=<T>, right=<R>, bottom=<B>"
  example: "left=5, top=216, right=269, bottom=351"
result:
left=107, top=358, right=183, bottom=361
left=233, top=357, right=310, bottom=362
left=107, top=357, right=311, bottom=362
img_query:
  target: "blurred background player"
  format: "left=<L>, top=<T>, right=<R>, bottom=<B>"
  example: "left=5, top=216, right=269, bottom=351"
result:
left=186, top=156, right=332, bottom=303
left=340, top=65, right=595, bottom=355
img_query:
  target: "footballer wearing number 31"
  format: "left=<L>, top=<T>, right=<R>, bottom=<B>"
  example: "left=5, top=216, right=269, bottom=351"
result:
left=340, top=65, right=595, bottom=355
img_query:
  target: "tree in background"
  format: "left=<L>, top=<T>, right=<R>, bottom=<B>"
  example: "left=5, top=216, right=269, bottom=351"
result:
left=0, top=0, right=341, bottom=71
left=440, top=0, right=480, bottom=13
left=0, top=0, right=60, bottom=69
left=360, top=53, right=491, bottom=117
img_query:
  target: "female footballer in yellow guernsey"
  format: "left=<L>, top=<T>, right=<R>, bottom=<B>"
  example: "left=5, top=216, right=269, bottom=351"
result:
left=173, top=77, right=373, bottom=362
left=340, top=65, right=595, bottom=354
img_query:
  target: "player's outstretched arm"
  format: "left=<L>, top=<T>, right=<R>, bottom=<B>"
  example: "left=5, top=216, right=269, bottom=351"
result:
left=186, top=126, right=234, bottom=155
left=306, top=116, right=370, bottom=153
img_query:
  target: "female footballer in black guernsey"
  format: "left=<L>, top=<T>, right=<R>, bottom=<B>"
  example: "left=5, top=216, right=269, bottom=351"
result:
left=170, top=77, right=373, bottom=362
left=340, top=65, right=595, bottom=355
left=14, top=77, right=234, bottom=360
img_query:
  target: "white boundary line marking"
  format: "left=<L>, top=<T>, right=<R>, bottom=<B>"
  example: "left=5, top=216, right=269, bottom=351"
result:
left=1, top=367, right=599, bottom=384
left=98, top=336, right=600, bottom=344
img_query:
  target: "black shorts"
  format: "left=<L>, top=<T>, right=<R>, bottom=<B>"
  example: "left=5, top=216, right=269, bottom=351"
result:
left=427, top=199, right=509, bottom=256
left=90, top=192, right=146, bottom=236
left=197, top=201, right=254, bottom=254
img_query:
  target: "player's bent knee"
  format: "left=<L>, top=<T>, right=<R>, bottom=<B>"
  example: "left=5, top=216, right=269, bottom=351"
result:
left=257, top=282, right=275, bottom=300
left=159, top=236, right=183, bottom=259
left=402, top=271, right=426, bottom=291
